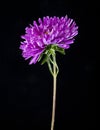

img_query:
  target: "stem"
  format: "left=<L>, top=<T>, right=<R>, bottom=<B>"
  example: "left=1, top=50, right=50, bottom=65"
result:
left=51, top=54, right=57, bottom=130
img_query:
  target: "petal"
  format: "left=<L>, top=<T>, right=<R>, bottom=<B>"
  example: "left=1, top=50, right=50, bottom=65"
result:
left=36, top=41, right=44, bottom=48
left=31, top=49, right=42, bottom=54
left=38, top=18, right=42, bottom=24
left=57, top=44, right=70, bottom=49
left=25, top=27, right=32, bottom=34
left=67, top=19, right=73, bottom=27
left=64, top=39, right=74, bottom=44
left=33, top=21, right=40, bottom=32
left=29, top=48, right=44, bottom=64
left=29, top=54, right=40, bottom=64
left=71, top=31, right=78, bottom=37
left=43, top=37, right=48, bottom=45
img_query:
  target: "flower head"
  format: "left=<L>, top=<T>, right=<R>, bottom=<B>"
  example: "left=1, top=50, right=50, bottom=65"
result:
left=20, top=16, right=78, bottom=64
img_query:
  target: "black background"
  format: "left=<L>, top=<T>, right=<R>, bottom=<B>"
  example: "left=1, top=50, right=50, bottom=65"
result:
left=0, top=0, right=96, bottom=130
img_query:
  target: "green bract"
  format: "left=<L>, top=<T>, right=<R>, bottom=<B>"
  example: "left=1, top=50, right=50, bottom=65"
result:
left=38, top=44, right=65, bottom=76
left=38, top=44, right=65, bottom=65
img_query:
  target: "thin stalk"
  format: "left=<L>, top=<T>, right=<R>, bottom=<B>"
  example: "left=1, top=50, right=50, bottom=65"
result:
left=50, top=54, right=57, bottom=130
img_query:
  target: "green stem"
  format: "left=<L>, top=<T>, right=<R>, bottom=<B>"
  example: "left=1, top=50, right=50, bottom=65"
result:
left=47, top=61, right=53, bottom=76
left=50, top=54, right=57, bottom=130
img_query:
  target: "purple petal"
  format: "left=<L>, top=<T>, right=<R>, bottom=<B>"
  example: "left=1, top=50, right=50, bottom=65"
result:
left=57, top=44, right=70, bottom=49
left=38, top=18, right=42, bottom=24
left=64, top=39, right=74, bottom=44
left=29, top=49, right=44, bottom=64
left=29, top=54, right=40, bottom=64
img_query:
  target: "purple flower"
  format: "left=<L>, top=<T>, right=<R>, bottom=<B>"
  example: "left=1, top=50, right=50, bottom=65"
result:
left=20, top=16, right=78, bottom=64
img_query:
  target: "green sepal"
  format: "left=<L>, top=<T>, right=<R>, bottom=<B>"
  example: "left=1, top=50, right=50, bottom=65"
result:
left=38, top=44, right=65, bottom=65
left=55, top=46, right=65, bottom=55
left=41, top=54, right=49, bottom=65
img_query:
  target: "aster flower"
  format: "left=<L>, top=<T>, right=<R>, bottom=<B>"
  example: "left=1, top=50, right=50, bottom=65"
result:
left=19, top=15, right=78, bottom=130
left=20, top=16, right=78, bottom=65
